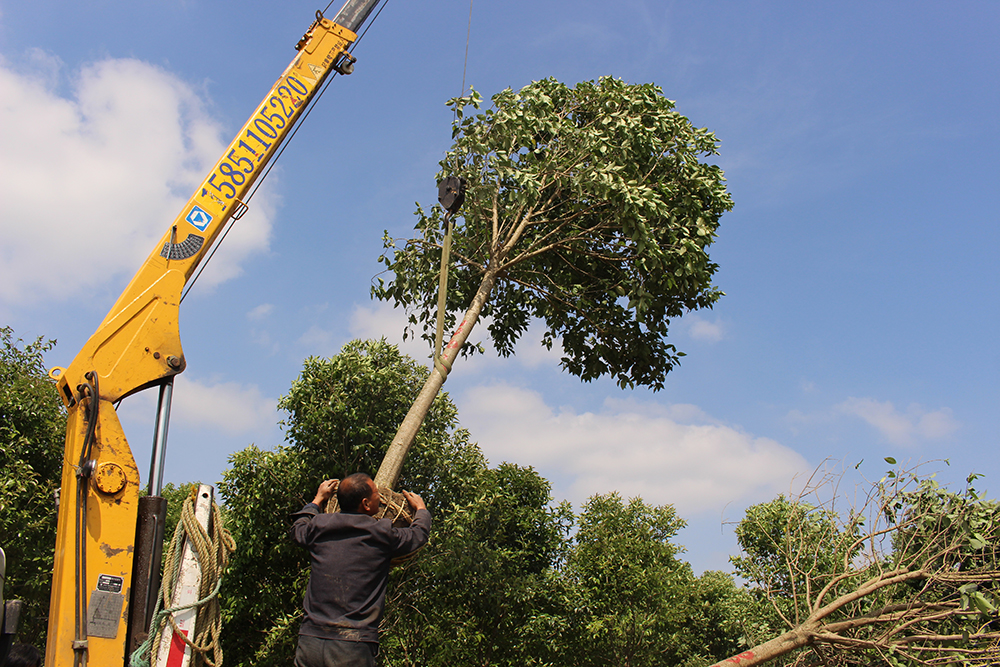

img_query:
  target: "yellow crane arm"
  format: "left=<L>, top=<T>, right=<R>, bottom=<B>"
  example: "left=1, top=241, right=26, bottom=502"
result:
left=45, top=11, right=363, bottom=667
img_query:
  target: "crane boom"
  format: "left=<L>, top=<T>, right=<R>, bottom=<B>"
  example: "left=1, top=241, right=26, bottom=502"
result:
left=45, top=4, right=381, bottom=666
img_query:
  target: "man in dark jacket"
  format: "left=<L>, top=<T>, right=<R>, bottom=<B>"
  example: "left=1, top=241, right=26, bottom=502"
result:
left=291, top=472, right=430, bottom=667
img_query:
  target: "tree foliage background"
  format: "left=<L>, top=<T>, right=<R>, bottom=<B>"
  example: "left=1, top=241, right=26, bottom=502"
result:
left=0, top=327, right=65, bottom=648
left=219, top=341, right=742, bottom=666
left=2, top=328, right=997, bottom=667
left=216, top=339, right=490, bottom=664
left=215, top=338, right=754, bottom=667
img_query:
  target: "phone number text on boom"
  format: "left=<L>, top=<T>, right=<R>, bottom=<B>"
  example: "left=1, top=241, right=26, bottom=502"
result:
left=205, top=75, right=310, bottom=202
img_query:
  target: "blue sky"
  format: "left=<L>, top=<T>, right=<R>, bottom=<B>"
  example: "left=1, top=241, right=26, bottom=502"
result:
left=1, top=0, right=997, bottom=573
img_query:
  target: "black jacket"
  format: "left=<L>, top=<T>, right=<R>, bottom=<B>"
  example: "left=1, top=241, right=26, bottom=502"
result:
left=290, top=503, right=431, bottom=643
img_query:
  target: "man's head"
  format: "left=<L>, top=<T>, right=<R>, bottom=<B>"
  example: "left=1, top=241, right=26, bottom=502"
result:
left=7, top=644, right=42, bottom=667
left=337, top=472, right=380, bottom=516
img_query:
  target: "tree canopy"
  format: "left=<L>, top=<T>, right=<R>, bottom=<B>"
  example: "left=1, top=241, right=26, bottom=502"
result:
left=377, top=77, right=732, bottom=391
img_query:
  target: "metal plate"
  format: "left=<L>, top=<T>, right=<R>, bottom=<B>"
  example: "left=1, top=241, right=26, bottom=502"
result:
left=87, top=590, right=124, bottom=638
left=97, top=574, right=124, bottom=593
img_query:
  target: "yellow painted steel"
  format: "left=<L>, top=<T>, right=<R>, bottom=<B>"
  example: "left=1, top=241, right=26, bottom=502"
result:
left=45, top=16, right=357, bottom=667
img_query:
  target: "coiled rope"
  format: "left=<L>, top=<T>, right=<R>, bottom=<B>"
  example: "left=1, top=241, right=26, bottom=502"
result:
left=130, top=489, right=235, bottom=667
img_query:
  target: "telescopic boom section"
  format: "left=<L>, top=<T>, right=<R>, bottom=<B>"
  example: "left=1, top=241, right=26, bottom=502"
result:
left=44, top=3, right=380, bottom=666
left=330, top=0, right=382, bottom=33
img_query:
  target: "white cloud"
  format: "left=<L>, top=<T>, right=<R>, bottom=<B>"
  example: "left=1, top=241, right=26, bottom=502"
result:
left=686, top=314, right=725, bottom=342
left=836, top=397, right=960, bottom=446
left=247, top=303, right=274, bottom=321
left=118, top=375, right=277, bottom=435
left=170, top=376, right=277, bottom=434
left=917, top=409, right=960, bottom=440
left=296, top=324, right=339, bottom=354
left=459, top=384, right=810, bottom=517
left=0, top=53, right=275, bottom=304
left=349, top=302, right=429, bottom=360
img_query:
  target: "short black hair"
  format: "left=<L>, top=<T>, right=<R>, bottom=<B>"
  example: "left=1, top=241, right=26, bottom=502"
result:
left=8, top=644, right=42, bottom=667
left=337, top=473, right=374, bottom=513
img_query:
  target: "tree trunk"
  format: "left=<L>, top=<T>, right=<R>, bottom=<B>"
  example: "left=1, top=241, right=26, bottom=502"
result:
left=374, top=270, right=499, bottom=489
left=709, top=625, right=816, bottom=667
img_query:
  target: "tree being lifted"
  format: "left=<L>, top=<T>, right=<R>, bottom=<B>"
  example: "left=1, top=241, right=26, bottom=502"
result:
left=373, top=76, right=733, bottom=487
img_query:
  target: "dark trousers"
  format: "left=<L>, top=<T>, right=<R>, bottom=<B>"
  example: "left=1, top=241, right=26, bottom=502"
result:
left=294, top=634, right=377, bottom=667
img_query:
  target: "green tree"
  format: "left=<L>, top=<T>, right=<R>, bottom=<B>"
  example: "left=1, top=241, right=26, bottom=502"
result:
left=217, top=339, right=485, bottom=667
left=215, top=337, right=757, bottom=667
left=218, top=339, right=622, bottom=667
left=564, top=493, right=709, bottom=667
left=731, top=493, right=860, bottom=636
left=381, top=463, right=574, bottom=667
left=688, top=570, right=762, bottom=665
left=216, top=444, right=312, bottom=666
left=0, top=327, right=65, bottom=647
left=374, top=77, right=733, bottom=487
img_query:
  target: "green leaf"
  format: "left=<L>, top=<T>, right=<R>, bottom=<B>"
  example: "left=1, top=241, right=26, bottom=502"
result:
left=971, top=591, right=995, bottom=615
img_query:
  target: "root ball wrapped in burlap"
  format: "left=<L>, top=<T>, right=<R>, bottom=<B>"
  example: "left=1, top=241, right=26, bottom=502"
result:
left=321, top=481, right=422, bottom=565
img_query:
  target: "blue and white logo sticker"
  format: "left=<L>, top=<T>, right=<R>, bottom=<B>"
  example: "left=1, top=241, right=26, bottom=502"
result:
left=186, top=205, right=213, bottom=232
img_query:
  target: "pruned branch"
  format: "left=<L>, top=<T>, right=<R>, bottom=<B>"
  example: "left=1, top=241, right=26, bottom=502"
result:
left=720, top=462, right=1000, bottom=666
